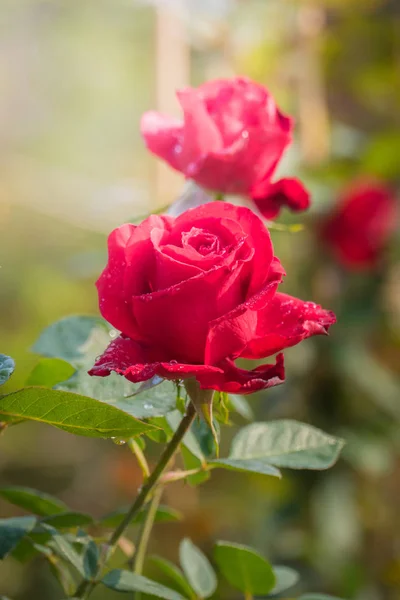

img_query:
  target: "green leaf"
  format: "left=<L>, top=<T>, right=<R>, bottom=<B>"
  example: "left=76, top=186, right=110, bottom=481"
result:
left=26, top=358, right=75, bottom=387
left=0, top=387, right=157, bottom=438
left=214, top=541, right=275, bottom=595
left=0, top=354, right=15, bottom=387
left=102, top=570, right=186, bottom=599
left=180, top=446, right=210, bottom=487
left=0, top=486, right=68, bottom=516
left=179, top=538, right=217, bottom=599
left=100, top=504, right=182, bottom=528
left=47, top=530, right=85, bottom=576
left=166, top=411, right=205, bottom=463
left=0, top=516, right=36, bottom=559
left=42, top=512, right=94, bottom=528
left=101, top=380, right=178, bottom=420
left=150, top=555, right=196, bottom=599
left=210, top=458, right=281, bottom=478
left=219, top=421, right=345, bottom=471
left=228, top=394, right=254, bottom=420
left=83, top=540, right=99, bottom=579
left=32, top=315, right=106, bottom=363
left=270, top=566, right=299, bottom=595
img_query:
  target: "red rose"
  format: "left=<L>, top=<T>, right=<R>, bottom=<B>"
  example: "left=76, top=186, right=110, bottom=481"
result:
left=90, top=203, right=335, bottom=394
left=321, top=179, right=397, bottom=270
left=140, top=77, right=293, bottom=197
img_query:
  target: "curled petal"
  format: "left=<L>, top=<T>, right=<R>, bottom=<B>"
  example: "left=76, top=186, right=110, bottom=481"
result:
left=140, top=111, right=184, bottom=171
left=197, top=353, right=285, bottom=394
left=242, top=293, right=336, bottom=359
left=252, top=178, right=311, bottom=220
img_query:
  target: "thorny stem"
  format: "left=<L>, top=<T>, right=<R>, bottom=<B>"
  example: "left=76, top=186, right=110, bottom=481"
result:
left=74, top=400, right=197, bottom=599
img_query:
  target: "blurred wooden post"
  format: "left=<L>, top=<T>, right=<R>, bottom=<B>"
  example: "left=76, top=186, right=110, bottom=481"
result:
left=296, top=2, right=330, bottom=165
left=153, top=2, right=190, bottom=209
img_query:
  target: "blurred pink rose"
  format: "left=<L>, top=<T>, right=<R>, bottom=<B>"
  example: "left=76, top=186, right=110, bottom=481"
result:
left=141, top=77, right=292, bottom=196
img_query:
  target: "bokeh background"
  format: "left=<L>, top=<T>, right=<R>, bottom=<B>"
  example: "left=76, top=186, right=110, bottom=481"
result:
left=0, top=0, right=399, bottom=598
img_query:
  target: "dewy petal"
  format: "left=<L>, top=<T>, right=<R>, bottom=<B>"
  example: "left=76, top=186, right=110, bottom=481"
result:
left=172, top=202, right=274, bottom=295
left=197, top=353, right=285, bottom=394
left=177, top=87, right=223, bottom=170
left=131, top=255, right=251, bottom=365
left=88, top=336, right=284, bottom=395
left=252, top=178, right=311, bottom=220
left=96, top=224, right=139, bottom=340
left=242, top=292, right=336, bottom=359
left=140, top=111, right=184, bottom=171
left=88, top=335, right=224, bottom=383
left=205, top=279, right=283, bottom=366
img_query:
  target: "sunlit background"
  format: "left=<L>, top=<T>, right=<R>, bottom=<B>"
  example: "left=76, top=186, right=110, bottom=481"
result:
left=0, top=1, right=399, bottom=598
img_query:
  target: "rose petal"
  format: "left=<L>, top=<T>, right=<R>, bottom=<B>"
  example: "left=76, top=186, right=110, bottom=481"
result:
left=242, top=292, right=336, bottom=359
left=131, top=256, right=251, bottom=364
left=252, top=178, right=311, bottom=220
left=172, top=202, right=275, bottom=295
left=140, top=111, right=184, bottom=171
left=197, top=353, right=285, bottom=394
left=177, top=87, right=223, bottom=168
left=205, top=278, right=283, bottom=366
left=89, top=336, right=284, bottom=394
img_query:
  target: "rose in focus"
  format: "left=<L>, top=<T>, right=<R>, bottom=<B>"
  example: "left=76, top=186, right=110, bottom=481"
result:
left=141, top=76, right=310, bottom=218
left=89, top=203, right=335, bottom=394
left=321, top=179, right=397, bottom=270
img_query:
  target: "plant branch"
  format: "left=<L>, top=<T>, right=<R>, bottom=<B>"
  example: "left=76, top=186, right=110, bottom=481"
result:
left=74, top=400, right=197, bottom=599
left=132, top=485, right=163, bottom=599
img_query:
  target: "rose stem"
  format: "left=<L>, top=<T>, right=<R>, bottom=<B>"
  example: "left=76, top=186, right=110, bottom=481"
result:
left=74, top=400, right=197, bottom=599
left=133, top=485, right=164, bottom=599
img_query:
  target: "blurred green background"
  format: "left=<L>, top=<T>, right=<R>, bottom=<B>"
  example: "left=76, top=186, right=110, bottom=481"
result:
left=0, top=0, right=399, bottom=598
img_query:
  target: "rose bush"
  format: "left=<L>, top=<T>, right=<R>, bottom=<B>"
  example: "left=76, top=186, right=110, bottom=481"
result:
left=321, top=179, right=397, bottom=270
left=141, top=77, right=310, bottom=218
left=90, top=202, right=335, bottom=394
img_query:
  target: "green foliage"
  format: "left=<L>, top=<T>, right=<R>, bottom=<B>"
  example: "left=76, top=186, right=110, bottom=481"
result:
left=100, top=505, right=182, bottom=528
left=214, top=541, right=276, bottom=596
left=0, top=354, right=15, bottom=387
left=213, top=420, right=344, bottom=473
left=47, top=528, right=86, bottom=577
left=179, top=538, right=217, bottom=599
left=299, top=596, right=345, bottom=600
left=270, top=566, right=300, bottom=595
left=25, top=358, right=75, bottom=387
left=228, top=394, right=254, bottom=420
left=102, top=570, right=186, bottom=599
left=0, top=387, right=156, bottom=438
left=0, top=486, right=69, bottom=516
left=150, top=556, right=196, bottom=599
left=0, top=516, right=37, bottom=559
left=32, top=315, right=106, bottom=363
left=42, top=513, right=94, bottom=528
left=83, top=540, right=99, bottom=579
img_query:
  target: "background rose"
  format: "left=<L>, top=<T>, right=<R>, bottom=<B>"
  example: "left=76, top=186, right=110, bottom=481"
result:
left=321, top=179, right=397, bottom=270
left=141, top=77, right=295, bottom=198
left=90, top=202, right=335, bottom=394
